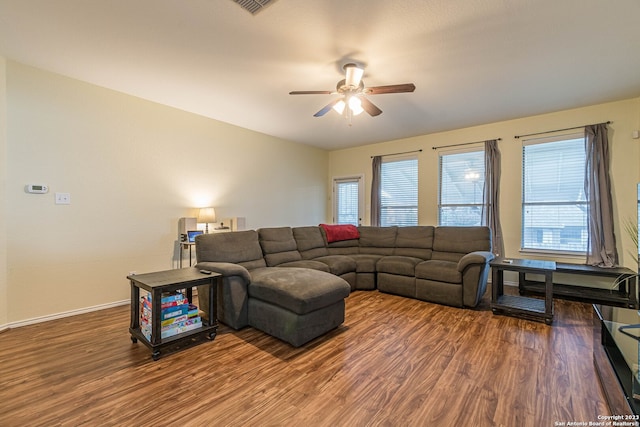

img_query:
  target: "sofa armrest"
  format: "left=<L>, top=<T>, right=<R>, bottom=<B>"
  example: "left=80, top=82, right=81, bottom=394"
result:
left=194, top=261, right=252, bottom=330
left=457, top=251, right=495, bottom=272
left=194, top=261, right=251, bottom=283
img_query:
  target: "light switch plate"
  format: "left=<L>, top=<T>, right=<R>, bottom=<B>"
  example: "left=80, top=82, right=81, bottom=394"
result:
left=55, top=192, right=71, bottom=205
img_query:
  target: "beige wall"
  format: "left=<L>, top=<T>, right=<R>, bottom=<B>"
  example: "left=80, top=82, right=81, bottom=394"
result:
left=328, top=97, right=640, bottom=270
left=5, top=61, right=328, bottom=324
left=4, top=59, right=640, bottom=326
left=0, top=57, right=7, bottom=330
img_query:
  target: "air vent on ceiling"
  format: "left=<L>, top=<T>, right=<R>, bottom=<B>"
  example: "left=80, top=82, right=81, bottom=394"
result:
left=232, top=0, right=274, bottom=15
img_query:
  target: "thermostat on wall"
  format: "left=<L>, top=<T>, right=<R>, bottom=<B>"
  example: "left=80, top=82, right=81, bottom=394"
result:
left=25, top=184, right=49, bottom=194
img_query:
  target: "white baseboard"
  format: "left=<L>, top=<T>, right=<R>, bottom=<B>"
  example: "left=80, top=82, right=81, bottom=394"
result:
left=4, top=279, right=512, bottom=330
left=8, top=299, right=130, bottom=329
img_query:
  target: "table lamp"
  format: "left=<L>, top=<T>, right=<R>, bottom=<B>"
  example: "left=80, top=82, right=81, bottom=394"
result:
left=198, top=207, right=216, bottom=233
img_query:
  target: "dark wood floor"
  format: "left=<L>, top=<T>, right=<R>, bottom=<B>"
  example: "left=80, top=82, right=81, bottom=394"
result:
left=0, top=288, right=609, bottom=426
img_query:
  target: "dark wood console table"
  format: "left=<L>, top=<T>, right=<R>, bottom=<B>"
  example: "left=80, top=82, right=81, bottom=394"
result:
left=521, top=263, right=637, bottom=309
left=491, top=258, right=556, bottom=324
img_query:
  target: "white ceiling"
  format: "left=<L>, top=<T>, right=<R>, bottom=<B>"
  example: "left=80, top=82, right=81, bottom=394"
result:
left=1, top=0, right=639, bottom=150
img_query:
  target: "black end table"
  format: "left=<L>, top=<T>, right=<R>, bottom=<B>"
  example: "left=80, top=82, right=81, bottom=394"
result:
left=491, top=257, right=556, bottom=325
left=128, top=267, right=221, bottom=360
left=593, top=304, right=639, bottom=415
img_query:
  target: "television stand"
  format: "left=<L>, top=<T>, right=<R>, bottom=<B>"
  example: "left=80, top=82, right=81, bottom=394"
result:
left=593, top=304, right=640, bottom=415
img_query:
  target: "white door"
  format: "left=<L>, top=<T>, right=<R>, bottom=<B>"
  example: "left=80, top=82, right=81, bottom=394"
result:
left=333, top=175, right=364, bottom=226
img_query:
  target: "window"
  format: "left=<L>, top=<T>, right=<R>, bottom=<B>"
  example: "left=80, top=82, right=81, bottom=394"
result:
left=333, top=176, right=363, bottom=226
left=522, top=133, right=587, bottom=253
left=380, top=157, right=418, bottom=226
left=438, top=149, right=485, bottom=226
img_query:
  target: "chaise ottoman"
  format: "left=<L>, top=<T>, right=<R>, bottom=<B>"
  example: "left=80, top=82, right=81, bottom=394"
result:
left=247, top=267, right=351, bottom=347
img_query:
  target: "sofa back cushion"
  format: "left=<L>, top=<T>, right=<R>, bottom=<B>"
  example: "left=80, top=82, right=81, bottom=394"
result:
left=258, top=227, right=302, bottom=267
left=293, top=226, right=330, bottom=259
left=431, top=226, right=492, bottom=262
left=326, top=239, right=360, bottom=254
left=394, top=226, right=434, bottom=259
left=321, top=227, right=360, bottom=255
left=358, top=226, right=397, bottom=255
left=195, top=230, right=267, bottom=270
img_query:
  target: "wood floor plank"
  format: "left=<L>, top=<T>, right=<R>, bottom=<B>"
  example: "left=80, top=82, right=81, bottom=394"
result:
left=0, top=288, right=612, bottom=426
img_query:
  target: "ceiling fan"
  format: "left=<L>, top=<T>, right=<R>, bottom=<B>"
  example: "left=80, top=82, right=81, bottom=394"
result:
left=289, top=63, right=416, bottom=121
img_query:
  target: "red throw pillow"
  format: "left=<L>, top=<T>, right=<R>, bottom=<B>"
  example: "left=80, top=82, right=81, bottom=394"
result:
left=319, top=224, right=360, bottom=243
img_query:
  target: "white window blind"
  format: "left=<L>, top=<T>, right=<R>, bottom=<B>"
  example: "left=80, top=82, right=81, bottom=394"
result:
left=522, top=134, right=587, bottom=253
left=438, top=149, right=485, bottom=226
left=335, top=179, right=360, bottom=225
left=380, top=157, right=418, bottom=227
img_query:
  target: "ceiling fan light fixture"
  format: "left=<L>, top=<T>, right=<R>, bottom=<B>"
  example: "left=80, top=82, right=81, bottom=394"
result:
left=333, top=100, right=346, bottom=115
left=348, top=96, right=364, bottom=115
left=344, top=63, right=364, bottom=88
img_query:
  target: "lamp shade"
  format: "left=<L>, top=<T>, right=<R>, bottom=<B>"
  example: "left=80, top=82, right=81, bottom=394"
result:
left=198, top=207, right=216, bottom=224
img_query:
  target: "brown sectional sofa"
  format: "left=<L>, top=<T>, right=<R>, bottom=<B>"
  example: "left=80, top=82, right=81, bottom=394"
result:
left=195, top=225, right=493, bottom=347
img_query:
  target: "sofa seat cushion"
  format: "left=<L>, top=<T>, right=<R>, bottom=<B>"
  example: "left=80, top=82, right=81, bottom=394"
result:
left=249, top=267, right=350, bottom=315
left=377, top=256, right=423, bottom=277
left=415, top=260, right=462, bottom=284
left=312, top=255, right=357, bottom=276
left=277, top=260, right=331, bottom=272
left=348, top=254, right=383, bottom=273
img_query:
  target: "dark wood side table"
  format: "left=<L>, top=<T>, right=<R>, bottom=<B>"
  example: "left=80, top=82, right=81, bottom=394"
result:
left=491, top=258, right=556, bottom=325
left=128, top=267, right=221, bottom=360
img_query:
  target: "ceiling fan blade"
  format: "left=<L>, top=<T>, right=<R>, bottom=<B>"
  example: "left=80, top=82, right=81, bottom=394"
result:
left=289, top=90, right=333, bottom=95
left=314, top=99, right=341, bottom=117
left=360, top=97, right=382, bottom=117
left=365, top=83, right=416, bottom=95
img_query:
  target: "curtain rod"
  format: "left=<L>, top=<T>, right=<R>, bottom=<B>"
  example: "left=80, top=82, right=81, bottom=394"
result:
left=370, top=149, right=422, bottom=158
left=431, top=138, right=502, bottom=151
left=514, top=121, right=611, bottom=139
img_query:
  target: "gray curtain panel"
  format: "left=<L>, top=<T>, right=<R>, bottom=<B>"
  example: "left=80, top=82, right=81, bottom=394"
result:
left=482, top=139, right=504, bottom=256
left=370, top=156, right=382, bottom=226
left=585, top=123, right=618, bottom=267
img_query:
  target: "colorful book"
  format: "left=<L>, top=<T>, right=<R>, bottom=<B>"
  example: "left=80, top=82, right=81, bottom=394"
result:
left=139, top=294, right=201, bottom=341
left=160, top=292, right=184, bottom=304
left=162, top=314, right=189, bottom=327
left=161, top=304, right=190, bottom=320
left=161, top=304, right=200, bottom=325
left=160, top=318, right=202, bottom=339
left=161, top=298, right=189, bottom=309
